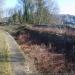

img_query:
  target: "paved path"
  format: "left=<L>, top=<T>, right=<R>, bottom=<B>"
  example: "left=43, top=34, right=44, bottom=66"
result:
left=0, top=30, right=38, bottom=75
left=5, top=31, right=26, bottom=75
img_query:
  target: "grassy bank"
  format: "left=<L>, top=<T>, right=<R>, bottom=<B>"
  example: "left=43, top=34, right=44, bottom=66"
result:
left=0, top=31, right=13, bottom=75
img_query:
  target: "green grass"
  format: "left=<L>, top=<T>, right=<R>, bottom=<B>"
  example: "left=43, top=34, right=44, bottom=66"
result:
left=0, top=62, right=12, bottom=75
left=0, top=31, right=13, bottom=75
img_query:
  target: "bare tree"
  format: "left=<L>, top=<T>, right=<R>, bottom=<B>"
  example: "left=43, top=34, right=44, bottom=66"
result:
left=0, top=0, right=4, bottom=21
left=34, top=0, right=59, bottom=24
left=9, top=0, right=59, bottom=25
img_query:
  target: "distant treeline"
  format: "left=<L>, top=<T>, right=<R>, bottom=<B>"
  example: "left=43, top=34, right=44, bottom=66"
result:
left=7, top=0, right=61, bottom=25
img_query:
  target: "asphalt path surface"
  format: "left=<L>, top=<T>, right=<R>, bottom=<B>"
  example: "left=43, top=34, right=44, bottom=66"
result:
left=0, top=30, right=37, bottom=75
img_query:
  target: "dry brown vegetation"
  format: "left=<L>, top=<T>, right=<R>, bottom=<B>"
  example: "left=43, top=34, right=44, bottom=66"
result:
left=20, top=44, right=66, bottom=73
left=13, top=26, right=75, bottom=73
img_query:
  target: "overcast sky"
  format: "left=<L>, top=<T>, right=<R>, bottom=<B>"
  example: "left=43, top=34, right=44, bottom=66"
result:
left=57, top=0, right=75, bottom=15
left=2, top=0, right=75, bottom=16
left=4, top=0, right=18, bottom=8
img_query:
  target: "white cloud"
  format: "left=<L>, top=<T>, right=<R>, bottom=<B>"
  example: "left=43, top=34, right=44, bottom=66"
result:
left=4, top=0, right=18, bottom=9
left=57, top=0, right=75, bottom=15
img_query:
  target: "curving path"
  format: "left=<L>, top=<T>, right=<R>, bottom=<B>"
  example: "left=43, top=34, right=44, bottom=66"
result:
left=0, top=30, right=38, bottom=75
